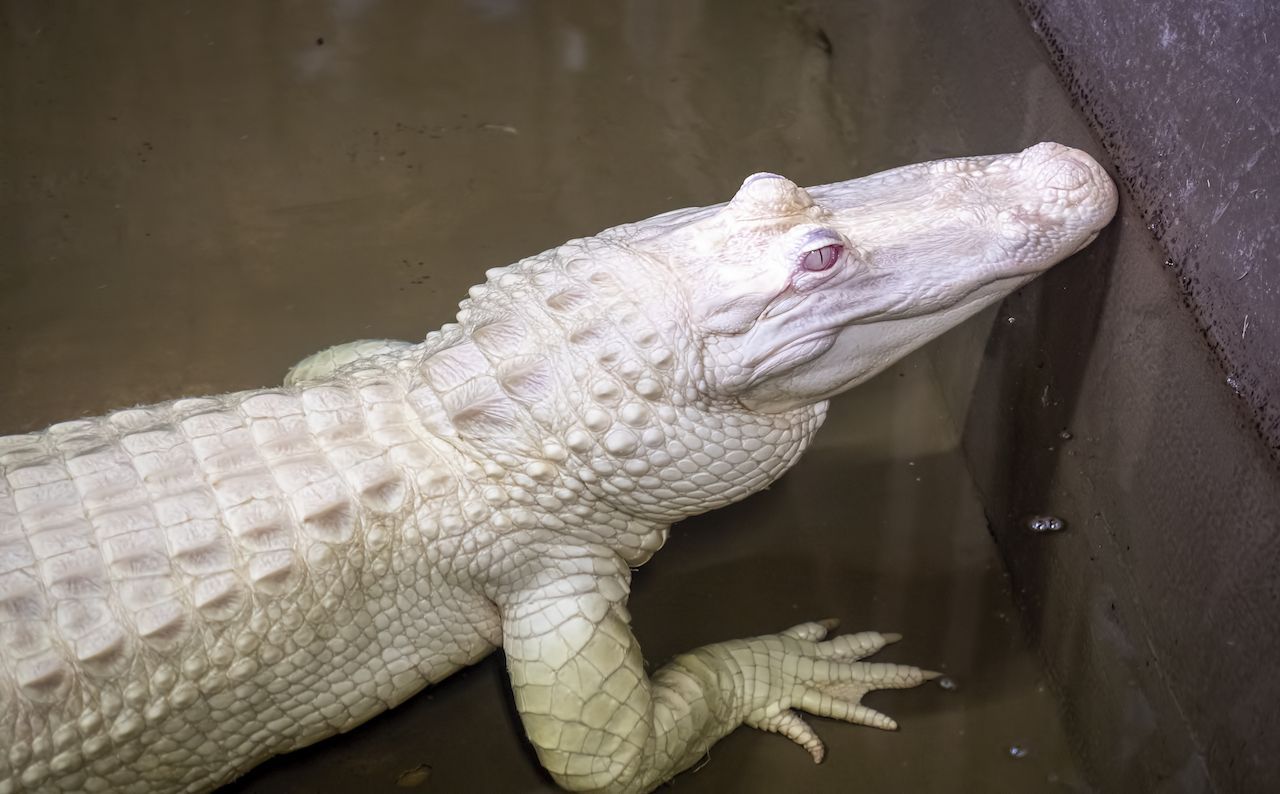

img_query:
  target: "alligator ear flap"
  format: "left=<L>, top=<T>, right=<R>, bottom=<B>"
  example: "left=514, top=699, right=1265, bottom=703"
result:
left=724, top=172, right=815, bottom=221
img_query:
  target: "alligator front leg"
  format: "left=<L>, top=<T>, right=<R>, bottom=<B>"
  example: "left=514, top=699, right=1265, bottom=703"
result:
left=502, top=583, right=935, bottom=793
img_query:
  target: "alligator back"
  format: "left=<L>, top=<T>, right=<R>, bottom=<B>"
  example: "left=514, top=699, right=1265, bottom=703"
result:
left=0, top=369, right=493, bottom=791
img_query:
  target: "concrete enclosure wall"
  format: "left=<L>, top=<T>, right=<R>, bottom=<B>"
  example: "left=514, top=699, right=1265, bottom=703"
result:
left=958, top=2, right=1280, bottom=793
left=1023, top=0, right=1280, bottom=458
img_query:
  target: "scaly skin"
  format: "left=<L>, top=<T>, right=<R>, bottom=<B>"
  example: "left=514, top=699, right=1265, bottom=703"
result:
left=0, top=143, right=1117, bottom=793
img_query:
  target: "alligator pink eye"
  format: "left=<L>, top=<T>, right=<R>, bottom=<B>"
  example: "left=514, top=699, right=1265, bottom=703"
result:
left=800, top=243, right=842, bottom=272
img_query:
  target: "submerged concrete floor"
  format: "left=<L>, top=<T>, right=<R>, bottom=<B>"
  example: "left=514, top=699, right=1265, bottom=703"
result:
left=2, top=1, right=1092, bottom=791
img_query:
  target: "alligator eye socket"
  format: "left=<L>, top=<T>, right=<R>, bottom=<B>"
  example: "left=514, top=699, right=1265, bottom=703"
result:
left=800, top=243, right=842, bottom=272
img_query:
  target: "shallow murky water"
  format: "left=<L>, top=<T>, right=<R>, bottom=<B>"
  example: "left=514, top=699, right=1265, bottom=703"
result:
left=2, top=1, right=1092, bottom=791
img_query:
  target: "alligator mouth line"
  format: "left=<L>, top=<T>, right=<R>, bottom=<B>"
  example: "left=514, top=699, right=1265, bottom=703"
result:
left=746, top=330, right=837, bottom=386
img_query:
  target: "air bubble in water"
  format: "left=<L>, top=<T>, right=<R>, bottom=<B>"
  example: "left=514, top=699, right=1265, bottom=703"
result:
left=1026, top=515, right=1066, bottom=533
left=1008, top=745, right=1030, bottom=760
left=938, top=676, right=958, bottom=692
left=1058, top=429, right=1073, bottom=440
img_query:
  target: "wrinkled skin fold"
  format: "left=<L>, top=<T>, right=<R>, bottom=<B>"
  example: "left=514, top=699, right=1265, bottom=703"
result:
left=1, top=143, right=1115, bottom=793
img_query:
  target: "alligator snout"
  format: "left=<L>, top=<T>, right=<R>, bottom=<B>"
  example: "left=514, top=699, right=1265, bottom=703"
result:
left=1006, top=142, right=1118, bottom=257
left=1037, top=154, right=1093, bottom=193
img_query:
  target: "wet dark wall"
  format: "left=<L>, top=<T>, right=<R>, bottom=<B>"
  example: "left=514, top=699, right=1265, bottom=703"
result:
left=1022, top=0, right=1280, bottom=461
left=970, top=2, right=1280, bottom=793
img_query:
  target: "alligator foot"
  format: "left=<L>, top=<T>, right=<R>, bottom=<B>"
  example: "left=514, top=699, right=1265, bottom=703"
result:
left=740, top=619, right=938, bottom=763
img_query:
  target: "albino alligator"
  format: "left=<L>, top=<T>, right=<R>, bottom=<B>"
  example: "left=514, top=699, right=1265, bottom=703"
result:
left=0, top=142, right=1116, bottom=793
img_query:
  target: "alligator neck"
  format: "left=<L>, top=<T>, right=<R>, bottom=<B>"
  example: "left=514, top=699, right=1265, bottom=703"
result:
left=392, top=241, right=826, bottom=546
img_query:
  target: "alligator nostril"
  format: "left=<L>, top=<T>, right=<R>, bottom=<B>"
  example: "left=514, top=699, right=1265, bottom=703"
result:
left=1039, top=156, right=1092, bottom=192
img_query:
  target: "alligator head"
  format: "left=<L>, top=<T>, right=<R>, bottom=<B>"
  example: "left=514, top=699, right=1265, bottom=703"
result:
left=635, top=142, right=1117, bottom=413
